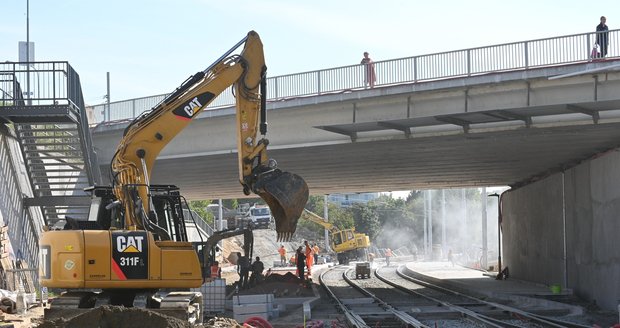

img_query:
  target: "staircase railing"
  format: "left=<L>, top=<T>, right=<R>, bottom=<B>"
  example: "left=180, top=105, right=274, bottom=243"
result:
left=0, top=62, right=101, bottom=226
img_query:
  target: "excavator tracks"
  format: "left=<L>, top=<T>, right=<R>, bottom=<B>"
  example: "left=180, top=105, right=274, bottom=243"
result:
left=45, top=290, right=203, bottom=326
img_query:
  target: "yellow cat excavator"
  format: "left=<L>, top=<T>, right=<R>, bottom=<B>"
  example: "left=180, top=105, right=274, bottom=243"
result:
left=39, top=31, right=308, bottom=324
left=301, top=209, right=370, bottom=264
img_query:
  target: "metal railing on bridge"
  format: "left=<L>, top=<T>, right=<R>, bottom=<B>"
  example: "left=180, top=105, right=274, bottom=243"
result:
left=91, top=29, right=620, bottom=124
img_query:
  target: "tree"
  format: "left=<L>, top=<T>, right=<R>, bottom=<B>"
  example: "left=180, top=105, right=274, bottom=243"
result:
left=370, top=195, right=420, bottom=251
left=349, top=203, right=380, bottom=241
left=298, top=195, right=354, bottom=235
left=188, top=200, right=214, bottom=226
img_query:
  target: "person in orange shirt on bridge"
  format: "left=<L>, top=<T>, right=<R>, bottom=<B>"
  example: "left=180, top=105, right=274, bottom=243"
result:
left=304, top=240, right=314, bottom=275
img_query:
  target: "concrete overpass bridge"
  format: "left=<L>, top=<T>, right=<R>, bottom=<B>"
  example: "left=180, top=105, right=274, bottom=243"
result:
left=88, top=30, right=620, bottom=311
left=91, top=29, right=620, bottom=199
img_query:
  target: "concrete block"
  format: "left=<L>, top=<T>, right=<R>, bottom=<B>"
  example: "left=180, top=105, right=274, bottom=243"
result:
left=233, top=303, right=270, bottom=314
left=233, top=294, right=274, bottom=305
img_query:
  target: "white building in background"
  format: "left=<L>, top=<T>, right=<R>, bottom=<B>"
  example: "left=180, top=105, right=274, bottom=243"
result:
left=328, top=193, right=379, bottom=207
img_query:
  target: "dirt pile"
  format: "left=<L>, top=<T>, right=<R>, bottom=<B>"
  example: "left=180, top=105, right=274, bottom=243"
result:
left=264, top=272, right=302, bottom=284
left=231, top=273, right=315, bottom=298
left=36, top=305, right=192, bottom=328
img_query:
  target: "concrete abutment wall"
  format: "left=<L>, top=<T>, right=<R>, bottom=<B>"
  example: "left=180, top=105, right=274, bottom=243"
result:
left=0, top=126, right=44, bottom=279
left=503, top=148, right=620, bottom=310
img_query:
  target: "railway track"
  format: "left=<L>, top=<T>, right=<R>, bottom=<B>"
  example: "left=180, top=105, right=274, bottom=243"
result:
left=320, top=263, right=592, bottom=327
left=319, top=265, right=424, bottom=327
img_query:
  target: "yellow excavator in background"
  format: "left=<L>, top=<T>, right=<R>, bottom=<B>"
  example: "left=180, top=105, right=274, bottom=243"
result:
left=39, top=31, right=308, bottom=324
left=301, top=209, right=370, bottom=264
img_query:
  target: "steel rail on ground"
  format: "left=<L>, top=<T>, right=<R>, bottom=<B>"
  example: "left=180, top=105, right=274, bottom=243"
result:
left=341, top=267, right=429, bottom=328
left=318, top=265, right=370, bottom=328
left=374, top=265, right=591, bottom=328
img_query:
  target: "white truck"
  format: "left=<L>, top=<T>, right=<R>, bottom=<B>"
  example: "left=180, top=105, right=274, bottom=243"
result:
left=247, top=204, right=272, bottom=229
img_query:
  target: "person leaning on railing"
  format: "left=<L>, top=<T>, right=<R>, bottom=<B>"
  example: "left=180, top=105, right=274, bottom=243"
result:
left=596, top=16, right=609, bottom=58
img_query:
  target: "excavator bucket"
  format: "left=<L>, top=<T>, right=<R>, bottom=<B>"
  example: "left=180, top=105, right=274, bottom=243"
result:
left=254, top=170, right=309, bottom=241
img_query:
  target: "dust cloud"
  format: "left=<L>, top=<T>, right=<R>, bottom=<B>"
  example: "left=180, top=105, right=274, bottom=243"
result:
left=376, top=188, right=506, bottom=269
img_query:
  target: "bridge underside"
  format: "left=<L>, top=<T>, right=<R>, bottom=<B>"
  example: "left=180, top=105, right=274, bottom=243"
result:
left=131, top=119, right=620, bottom=200
left=92, top=61, right=620, bottom=200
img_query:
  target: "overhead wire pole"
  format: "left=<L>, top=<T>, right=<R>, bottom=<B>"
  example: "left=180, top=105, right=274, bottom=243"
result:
left=488, top=193, right=502, bottom=279
left=423, top=191, right=428, bottom=257
left=441, top=190, right=446, bottom=256
left=26, top=0, right=31, bottom=105
left=323, top=195, right=329, bottom=252
left=428, top=190, right=433, bottom=258
left=481, top=187, right=488, bottom=270
left=106, top=72, right=111, bottom=122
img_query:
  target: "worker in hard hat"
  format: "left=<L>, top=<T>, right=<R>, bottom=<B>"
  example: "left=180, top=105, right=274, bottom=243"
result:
left=304, top=240, right=314, bottom=275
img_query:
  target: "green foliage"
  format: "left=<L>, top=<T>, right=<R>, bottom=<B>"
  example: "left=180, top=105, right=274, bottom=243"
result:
left=349, top=203, right=381, bottom=240
left=188, top=200, right=214, bottom=226
left=405, top=190, right=423, bottom=203
left=223, top=199, right=239, bottom=211
left=298, top=195, right=355, bottom=235
left=367, top=195, right=421, bottom=248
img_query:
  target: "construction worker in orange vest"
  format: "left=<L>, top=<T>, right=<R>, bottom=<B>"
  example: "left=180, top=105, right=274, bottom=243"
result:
left=304, top=240, right=314, bottom=275
left=278, top=245, right=287, bottom=265
left=210, top=261, right=221, bottom=278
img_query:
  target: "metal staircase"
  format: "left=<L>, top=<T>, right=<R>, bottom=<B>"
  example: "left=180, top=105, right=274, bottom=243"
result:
left=0, top=62, right=101, bottom=227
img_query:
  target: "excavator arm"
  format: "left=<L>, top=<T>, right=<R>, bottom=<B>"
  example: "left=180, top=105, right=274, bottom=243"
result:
left=301, top=209, right=339, bottom=234
left=111, top=31, right=308, bottom=240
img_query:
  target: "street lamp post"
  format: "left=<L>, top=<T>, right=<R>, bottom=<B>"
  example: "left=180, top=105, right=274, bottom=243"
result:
left=488, top=192, right=503, bottom=280
left=26, top=0, right=31, bottom=104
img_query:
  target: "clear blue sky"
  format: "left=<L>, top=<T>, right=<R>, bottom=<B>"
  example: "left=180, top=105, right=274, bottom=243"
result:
left=1, top=0, right=617, bottom=105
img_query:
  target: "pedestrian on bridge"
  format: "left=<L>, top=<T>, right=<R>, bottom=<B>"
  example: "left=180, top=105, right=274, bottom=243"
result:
left=361, top=52, right=376, bottom=88
left=596, top=16, right=609, bottom=58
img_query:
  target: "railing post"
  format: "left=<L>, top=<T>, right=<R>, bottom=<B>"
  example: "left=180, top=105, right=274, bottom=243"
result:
left=317, top=71, right=321, bottom=95
left=467, top=49, right=471, bottom=76
left=587, top=33, right=592, bottom=60
left=132, top=99, right=136, bottom=119
left=274, top=77, right=278, bottom=100
left=52, top=62, right=56, bottom=104
left=524, top=41, right=529, bottom=69
left=413, top=56, right=418, bottom=83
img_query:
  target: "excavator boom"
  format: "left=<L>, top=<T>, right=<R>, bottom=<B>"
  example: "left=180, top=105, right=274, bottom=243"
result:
left=111, top=31, right=308, bottom=240
left=301, top=209, right=337, bottom=233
